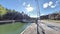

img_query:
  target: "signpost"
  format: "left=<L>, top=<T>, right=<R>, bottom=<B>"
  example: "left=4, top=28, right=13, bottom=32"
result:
left=35, top=0, right=45, bottom=34
left=35, top=0, right=40, bottom=34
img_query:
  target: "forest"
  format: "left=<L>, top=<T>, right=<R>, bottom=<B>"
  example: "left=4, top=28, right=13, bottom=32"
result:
left=0, top=5, right=30, bottom=21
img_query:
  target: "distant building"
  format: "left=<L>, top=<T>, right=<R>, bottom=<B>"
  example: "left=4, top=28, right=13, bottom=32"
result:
left=48, top=13, right=60, bottom=20
left=40, top=13, right=60, bottom=20
left=40, top=15, right=49, bottom=20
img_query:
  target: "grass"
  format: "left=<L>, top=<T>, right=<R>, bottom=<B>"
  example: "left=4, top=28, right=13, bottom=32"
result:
left=0, top=22, right=30, bottom=34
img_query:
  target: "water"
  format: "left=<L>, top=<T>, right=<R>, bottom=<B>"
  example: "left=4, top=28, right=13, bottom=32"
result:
left=0, top=22, right=31, bottom=34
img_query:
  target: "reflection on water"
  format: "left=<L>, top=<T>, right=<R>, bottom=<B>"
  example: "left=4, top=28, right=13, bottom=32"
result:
left=0, top=22, right=31, bottom=34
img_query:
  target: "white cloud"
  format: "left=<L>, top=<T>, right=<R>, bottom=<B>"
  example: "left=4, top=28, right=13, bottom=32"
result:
left=23, top=2, right=26, bottom=6
left=50, top=5, right=56, bottom=8
left=23, top=2, right=31, bottom=7
left=25, top=4, right=34, bottom=12
left=27, top=4, right=30, bottom=7
left=43, top=3, right=49, bottom=8
left=40, top=14, right=44, bottom=16
left=49, top=1, right=56, bottom=8
left=26, top=7, right=33, bottom=12
left=43, top=1, right=57, bottom=8
left=22, top=2, right=34, bottom=12
left=49, top=1, right=53, bottom=6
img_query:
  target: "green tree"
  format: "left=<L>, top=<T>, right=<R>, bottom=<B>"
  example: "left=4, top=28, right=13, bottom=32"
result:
left=0, top=5, right=7, bottom=20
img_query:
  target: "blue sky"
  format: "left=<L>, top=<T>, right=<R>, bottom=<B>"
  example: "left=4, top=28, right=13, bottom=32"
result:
left=0, top=0, right=60, bottom=18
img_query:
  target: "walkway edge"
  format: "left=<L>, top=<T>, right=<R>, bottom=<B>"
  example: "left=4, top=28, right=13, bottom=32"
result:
left=21, top=23, right=32, bottom=34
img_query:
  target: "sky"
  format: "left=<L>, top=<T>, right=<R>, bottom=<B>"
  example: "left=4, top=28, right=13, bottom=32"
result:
left=0, top=0, right=60, bottom=18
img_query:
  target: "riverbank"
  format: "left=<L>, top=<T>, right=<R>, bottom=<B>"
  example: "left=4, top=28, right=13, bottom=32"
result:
left=41, top=20, right=60, bottom=23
